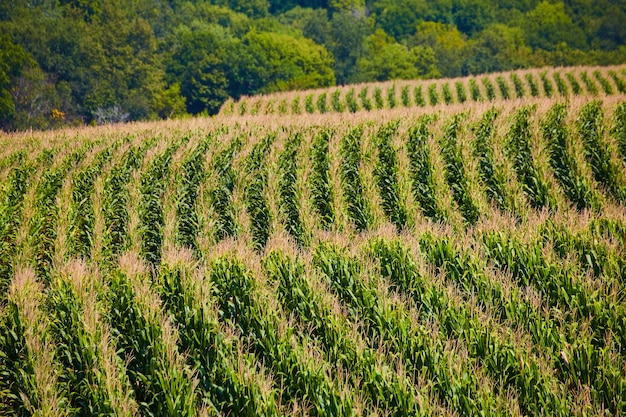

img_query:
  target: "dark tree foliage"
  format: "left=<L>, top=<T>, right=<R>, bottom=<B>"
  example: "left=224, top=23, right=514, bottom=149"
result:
left=0, top=0, right=624, bottom=130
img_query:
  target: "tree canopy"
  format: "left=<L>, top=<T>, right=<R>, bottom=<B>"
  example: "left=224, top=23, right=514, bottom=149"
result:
left=1, top=0, right=625, bottom=130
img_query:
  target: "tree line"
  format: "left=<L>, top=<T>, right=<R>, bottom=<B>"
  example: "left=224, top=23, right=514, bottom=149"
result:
left=1, top=0, right=625, bottom=130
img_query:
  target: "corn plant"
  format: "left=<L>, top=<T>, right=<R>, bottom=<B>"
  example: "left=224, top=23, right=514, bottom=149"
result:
left=305, top=94, right=315, bottom=114
left=250, top=100, right=261, bottom=116
left=510, top=73, right=524, bottom=98
left=427, top=83, right=439, bottom=105
left=278, top=99, right=288, bottom=115
left=373, top=121, right=406, bottom=230
left=106, top=267, right=197, bottom=416
left=238, top=100, right=247, bottom=116
left=442, top=83, right=453, bottom=104
left=291, top=96, right=302, bottom=115
left=374, top=86, right=384, bottom=109
left=176, top=134, right=214, bottom=251
left=525, top=73, right=539, bottom=97
left=576, top=100, right=624, bottom=202
left=414, top=85, right=426, bottom=106
left=210, top=136, right=241, bottom=242
left=580, top=71, right=598, bottom=95
left=608, top=70, right=626, bottom=93
left=553, top=72, right=568, bottom=96
left=612, top=102, right=626, bottom=164
left=387, top=84, right=397, bottom=109
left=0, top=159, right=40, bottom=298
left=245, top=134, right=275, bottom=250
left=345, top=88, right=359, bottom=113
left=309, top=129, right=335, bottom=229
left=541, top=103, right=598, bottom=210
left=471, top=108, right=509, bottom=211
left=482, top=77, right=495, bottom=101
left=67, top=147, right=113, bottom=259
left=566, top=72, right=582, bottom=95
left=340, top=127, right=371, bottom=232
left=406, top=116, right=446, bottom=222
left=496, top=76, right=510, bottom=100
left=331, top=89, right=345, bottom=113
left=30, top=146, right=90, bottom=282
left=317, top=92, right=328, bottom=114
left=540, top=71, right=553, bottom=97
left=139, top=141, right=181, bottom=266
left=359, top=87, right=372, bottom=111
left=102, top=144, right=149, bottom=265
left=440, top=114, right=480, bottom=225
left=506, top=106, right=553, bottom=210
left=469, top=78, right=481, bottom=101
left=278, top=133, right=306, bottom=246
left=593, top=70, right=613, bottom=95
left=400, top=85, right=411, bottom=107
left=455, top=81, right=467, bottom=103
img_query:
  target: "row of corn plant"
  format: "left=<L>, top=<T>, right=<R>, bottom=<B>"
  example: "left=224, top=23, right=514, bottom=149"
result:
left=0, top=268, right=68, bottom=416
left=106, top=258, right=198, bottom=416
left=101, top=143, right=151, bottom=267
left=576, top=100, right=625, bottom=202
left=554, top=73, right=568, bottom=95
left=414, top=85, right=426, bottom=106
left=340, top=126, right=371, bottom=232
left=505, top=106, right=553, bottom=210
left=139, top=139, right=184, bottom=267
left=482, top=231, right=626, bottom=413
left=313, top=242, right=505, bottom=416
left=309, top=129, right=335, bottom=229
left=158, top=255, right=280, bottom=416
left=0, top=151, right=51, bottom=298
left=46, top=263, right=137, bottom=415
left=263, top=249, right=423, bottom=416
left=371, top=237, right=571, bottom=416
left=359, top=87, right=372, bottom=111
left=511, top=73, right=524, bottom=98
left=175, top=133, right=214, bottom=251
left=613, top=101, right=626, bottom=164
left=209, top=136, right=241, bottom=242
left=244, top=134, right=275, bottom=250
left=580, top=72, right=598, bottom=95
left=567, top=72, right=582, bottom=94
left=278, top=133, right=306, bottom=246
left=469, top=79, right=481, bottom=101
left=540, top=72, right=553, bottom=97
left=482, top=77, right=496, bottom=100
left=405, top=116, right=446, bottom=222
left=29, top=144, right=92, bottom=282
left=471, top=109, right=510, bottom=212
left=66, top=146, right=115, bottom=260
left=439, top=114, right=480, bottom=225
left=609, top=70, right=626, bottom=93
left=373, top=121, right=407, bottom=231
left=209, top=255, right=356, bottom=416
left=541, top=103, right=598, bottom=210
left=525, top=73, right=539, bottom=96
left=496, top=76, right=510, bottom=100
left=593, top=71, right=613, bottom=95
left=539, top=219, right=625, bottom=283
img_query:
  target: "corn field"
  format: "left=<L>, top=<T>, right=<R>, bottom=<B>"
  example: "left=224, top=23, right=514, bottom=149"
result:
left=1, top=91, right=626, bottom=416
left=221, top=65, right=626, bottom=118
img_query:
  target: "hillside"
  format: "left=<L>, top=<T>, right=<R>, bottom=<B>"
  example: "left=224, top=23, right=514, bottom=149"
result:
left=1, top=95, right=626, bottom=415
left=220, top=64, right=626, bottom=116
